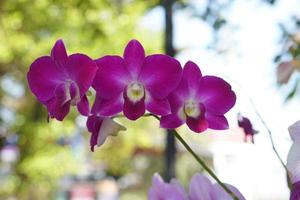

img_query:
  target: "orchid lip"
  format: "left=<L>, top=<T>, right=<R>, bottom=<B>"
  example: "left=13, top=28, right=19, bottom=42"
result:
left=126, top=82, right=145, bottom=103
left=184, top=100, right=200, bottom=118
left=65, top=80, right=80, bottom=106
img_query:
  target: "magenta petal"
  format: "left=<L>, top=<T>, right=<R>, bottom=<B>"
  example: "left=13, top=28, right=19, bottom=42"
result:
left=198, top=76, right=236, bottom=115
left=160, top=114, right=185, bottom=129
left=186, top=116, right=208, bottom=133
left=46, top=98, right=71, bottom=121
left=91, top=93, right=102, bottom=114
left=206, top=113, right=229, bottom=130
left=123, top=94, right=145, bottom=121
left=123, top=39, right=145, bottom=78
left=77, top=95, right=90, bottom=116
left=27, top=56, right=64, bottom=102
left=54, top=83, right=70, bottom=105
left=51, top=39, right=68, bottom=66
left=168, top=80, right=189, bottom=112
left=291, top=181, right=300, bottom=200
left=97, top=95, right=123, bottom=116
left=182, top=61, right=202, bottom=93
left=46, top=84, right=72, bottom=121
left=145, top=94, right=171, bottom=116
left=65, top=54, right=97, bottom=97
left=93, top=55, right=130, bottom=99
left=86, top=115, right=103, bottom=152
left=139, top=54, right=182, bottom=99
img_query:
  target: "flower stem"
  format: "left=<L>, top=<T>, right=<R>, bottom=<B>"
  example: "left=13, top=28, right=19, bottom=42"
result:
left=248, top=98, right=292, bottom=189
left=148, top=114, right=239, bottom=200
left=172, top=129, right=240, bottom=200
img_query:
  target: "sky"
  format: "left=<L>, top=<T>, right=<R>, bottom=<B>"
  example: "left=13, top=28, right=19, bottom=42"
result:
left=141, top=0, right=300, bottom=199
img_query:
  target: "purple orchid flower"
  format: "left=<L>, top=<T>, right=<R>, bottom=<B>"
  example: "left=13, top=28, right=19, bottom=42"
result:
left=148, top=173, right=246, bottom=200
left=287, top=121, right=300, bottom=199
left=189, top=173, right=246, bottom=200
left=237, top=113, right=258, bottom=143
left=148, top=173, right=187, bottom=200
left=91, top=39, right=182, bottom=120
left=160, top=61, right=236, bottom=133
left=27, top=39, right=98, bottom=121
left=86, top=115, right=126, bottom=152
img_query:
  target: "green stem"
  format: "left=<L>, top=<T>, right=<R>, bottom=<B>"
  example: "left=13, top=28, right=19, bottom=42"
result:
left=149, top=114, right=239, bottom=200
left=172, top=129, right=239, bottom=200
left=247, top=98, right=292, bottom=189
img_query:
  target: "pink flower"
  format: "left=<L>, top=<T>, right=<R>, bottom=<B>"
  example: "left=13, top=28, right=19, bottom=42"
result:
left=189, top=173, right=245, bottom=200
left=148, top=173, right=186, bottom=200
left=27, top=40, right=97, bottom=120
left=160, top=61, right=236, bottom=133
left=91, top=39, right=182, bottom=120
left=148, top=173, right=245, bottom=200
left=86, top=115, right=126, bottom=152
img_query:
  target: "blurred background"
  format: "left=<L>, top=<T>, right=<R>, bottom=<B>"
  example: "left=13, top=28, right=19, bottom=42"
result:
left=1, top=0, right=300, bottom=199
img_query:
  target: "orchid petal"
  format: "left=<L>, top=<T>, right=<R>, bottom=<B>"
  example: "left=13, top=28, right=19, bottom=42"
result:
left=186, top=116, right=208, bottom=133
left=287, top=121, right=300, bottom=184
left=96, top=95, right=123, bottom=116
left=160, top=113, right=185, bottom=129
left=51, top=39, right=68, bottom=66
left=46, top=98, right=71, bottom=121
left=211, top=183, right=246, bottom=200
left=91, top=93, right=102, bottom=115
left=145, top=93, right=171, bottom=116
left=148, top=173, right=186, bottom=200
left=27, top=56, right=64, bottom=102
left=93, top=55, right=130, bottom=99
left=287, top=141, right=300, bottom=184
left=65, top=54, right=97, bottom=97
left=123, top=96, right=145, bottom=120
left=183, top=61, right=202, bottom=94
left=139, top=54, right=182, bottom=99
left=206, top=113, right=229, bottom=130
left=170, top=179, right=186, bottom=199
left=123, top=39, right=145, bottom=78
left=87, top=116, right=125, bottom=151
left=77, top=95, right=90, bottom=116
left=86, top=115, right=103, bottom=152
left=290, top=181, right=300, bottom=200
left=289, top=121, right=300, bottom=141
left=97, top=118, right=126, bottom=146
left=198, top=76, right=236, bottom=115
left=189, top=173, right=213, bottom=200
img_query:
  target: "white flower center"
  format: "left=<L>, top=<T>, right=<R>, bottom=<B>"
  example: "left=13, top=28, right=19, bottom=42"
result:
left=184, top=100, right=200, bottom=118
left=126, top=82, right=145, bottom=102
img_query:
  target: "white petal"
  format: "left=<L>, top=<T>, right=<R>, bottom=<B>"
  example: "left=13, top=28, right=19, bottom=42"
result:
left=97, top=118, right=126, bottom=146
left=289, top=121, right=300, bottom=141
left=287, top=140, right=300, bottom=184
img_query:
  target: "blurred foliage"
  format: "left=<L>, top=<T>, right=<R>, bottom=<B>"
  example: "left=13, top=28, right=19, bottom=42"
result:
left=275, top=17, right=300, bottom=101
left=0, top=0, right=163, bottom=199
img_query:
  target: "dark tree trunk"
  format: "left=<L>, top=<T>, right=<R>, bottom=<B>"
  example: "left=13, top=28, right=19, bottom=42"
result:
left=162, top=0, right=176, bottom=182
